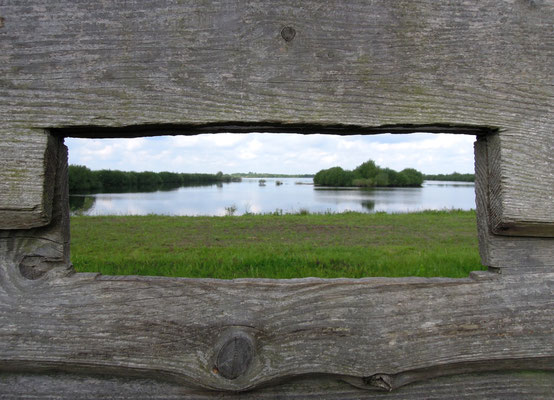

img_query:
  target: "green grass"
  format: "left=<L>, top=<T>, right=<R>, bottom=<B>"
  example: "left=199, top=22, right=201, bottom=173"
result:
left=70, top=210, right=484, bottom=279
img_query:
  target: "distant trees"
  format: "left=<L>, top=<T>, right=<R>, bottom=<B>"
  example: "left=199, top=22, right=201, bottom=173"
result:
left=158, top=171, right=183, bottom=185
left=313, top=160, right=424, bottom=188
left=352, top=160, right=379, bottom=186
left=94, top=169, right=137, bottom=191
left=68, top=165, right=102, bottom=193
left=424, top=172, right=474, bottom=182
left=230, top=172, right=314, bottom=178
left=313, top=167, right=354, bottom=187
left=68, top=166, right=239, bottom=194
left=136, top=171, right=162, bottom=188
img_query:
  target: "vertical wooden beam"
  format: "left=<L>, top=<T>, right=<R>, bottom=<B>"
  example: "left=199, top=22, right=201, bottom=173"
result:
left=0, top=134, right=71, bottom=279
left=474, top=135, right=554, bottom=269
left=0, top=129, right=58, bottom=229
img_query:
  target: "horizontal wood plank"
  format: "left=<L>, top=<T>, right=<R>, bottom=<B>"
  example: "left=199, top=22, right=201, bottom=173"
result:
left=0, top=0, right=550, bottom=129
left=0, top=371, right=552, bottom=399
left=0, top=261, right=552, bottom=392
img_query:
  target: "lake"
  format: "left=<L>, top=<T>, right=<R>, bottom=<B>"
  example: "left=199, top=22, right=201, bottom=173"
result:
left=69, top=178, right=476, bottom=216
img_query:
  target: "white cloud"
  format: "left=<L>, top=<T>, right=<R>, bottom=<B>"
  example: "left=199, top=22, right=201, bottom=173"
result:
left=66, top=132, right=475, bottom=175
left=170, top=136, right=201, bottom=148
left=124, top=137, right=147, bottom=151
left=207, top=133, right=246, bottom=147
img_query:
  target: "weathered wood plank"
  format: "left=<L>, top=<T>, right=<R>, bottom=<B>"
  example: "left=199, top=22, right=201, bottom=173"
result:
left=488, top=129, right=554, bottom=237
left=0, top=263, right=552, bottom=392
left=0, top=129, right=57, bottom=229
left=0, top=0, right=552, bottom=234
left=0, top=136, right=69, bottom=275
left=474, top=135, right=554, bottom=267
left=0, top=371, right=552, bottom=399
left=0, top=3, right=552, bottom=397
left=0, top=0, right=550, bottom=129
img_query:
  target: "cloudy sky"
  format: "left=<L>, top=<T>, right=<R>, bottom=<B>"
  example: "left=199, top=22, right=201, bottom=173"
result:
left=66, top=133, right=475, bottom=175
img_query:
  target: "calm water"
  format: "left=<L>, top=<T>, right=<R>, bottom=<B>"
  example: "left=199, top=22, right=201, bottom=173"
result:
left=69, top=178, right=475, bottom=216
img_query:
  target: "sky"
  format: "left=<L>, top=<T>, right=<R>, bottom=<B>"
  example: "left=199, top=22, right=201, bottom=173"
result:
left=66, top=132, right=475, bottom=175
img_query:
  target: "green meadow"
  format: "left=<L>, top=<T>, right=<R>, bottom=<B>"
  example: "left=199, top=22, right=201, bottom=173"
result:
left=70, top=210, right=484, bottom=279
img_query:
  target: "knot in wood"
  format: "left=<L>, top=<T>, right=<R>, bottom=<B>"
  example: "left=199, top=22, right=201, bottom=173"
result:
left=281, top=26, right=296, bottom=42
left=215, top=331, right=254, bottom=380
left=19, top=256, right=50, bottom=280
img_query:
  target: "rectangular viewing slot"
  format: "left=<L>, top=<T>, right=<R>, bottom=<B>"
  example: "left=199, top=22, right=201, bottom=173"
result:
left=63, top=129, right=486, bottom=279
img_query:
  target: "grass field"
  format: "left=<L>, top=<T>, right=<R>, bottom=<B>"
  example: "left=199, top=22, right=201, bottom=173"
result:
left=70, top=210, right=484, bottom=279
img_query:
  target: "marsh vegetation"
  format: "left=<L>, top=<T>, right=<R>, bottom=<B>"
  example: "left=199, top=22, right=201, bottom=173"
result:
left=70, top=210, right=483, bottom=279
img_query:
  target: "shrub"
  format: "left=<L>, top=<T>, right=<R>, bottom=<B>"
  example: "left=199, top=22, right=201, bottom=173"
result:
left=353, top=160, right=379, bottom=180
left=313, top=167, right=354, bottom=187
left=314, top=160, right=424, bottom=188
left=225, top=205, right=237, bottom=216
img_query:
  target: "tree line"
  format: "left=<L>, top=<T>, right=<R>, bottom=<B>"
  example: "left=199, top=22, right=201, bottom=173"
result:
left=313, top=160, right=424, bottom=187
left=68, top=165, right=239, bottom=194
left=423, top=172, right=474, bottom=182
left=230, top=172, right=314, bottom=178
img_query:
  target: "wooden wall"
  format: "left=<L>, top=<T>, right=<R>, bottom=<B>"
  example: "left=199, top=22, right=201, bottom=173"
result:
left=0, top=1, right=552, bottom=398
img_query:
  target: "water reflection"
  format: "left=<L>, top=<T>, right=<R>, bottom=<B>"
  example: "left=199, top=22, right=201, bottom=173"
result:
left=69, top=195, right=96, bottom=214
left=69, top=179, right=475, bottom=216
left=361, top=200, right=375, bottom=211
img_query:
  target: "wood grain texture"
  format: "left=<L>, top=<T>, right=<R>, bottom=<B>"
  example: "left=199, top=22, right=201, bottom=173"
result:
left=474, top=135, right=554, bottom=267
left=0, top=371, right=552, bottom=399
left=214, top=328, right=256, bottom=380
left=485, top=127, right=554, bottom=237
left=0, top=129, right=56, bottom=229
left=0, top=0, right=550, bottom=129
left=0, top=0, right=552, bottom=234
left=0, top=260, right=552, bottom=392
left=0, top=2, right=553, bottom=397
left=0, top=137, right=70, bottom=278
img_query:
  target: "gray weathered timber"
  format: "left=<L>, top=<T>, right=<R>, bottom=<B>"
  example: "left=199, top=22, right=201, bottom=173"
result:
left=215, top=328, right=256, bottom=380
left=0, top=137, right=70, bottom=278
left=0, top=371, right=552, bottom=399
left=0, top=261, right=552, bottom=392
left=0, top=0, right=552, bottom=235
left=1, top=1, right=553, bottom=398
left=0, top=129, right=57, bottom=229
left=488, top=129, right=554, bottom=237
left=0, top=0, right=550, bottom=129
left=474, top=136, right=554, bottom=268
